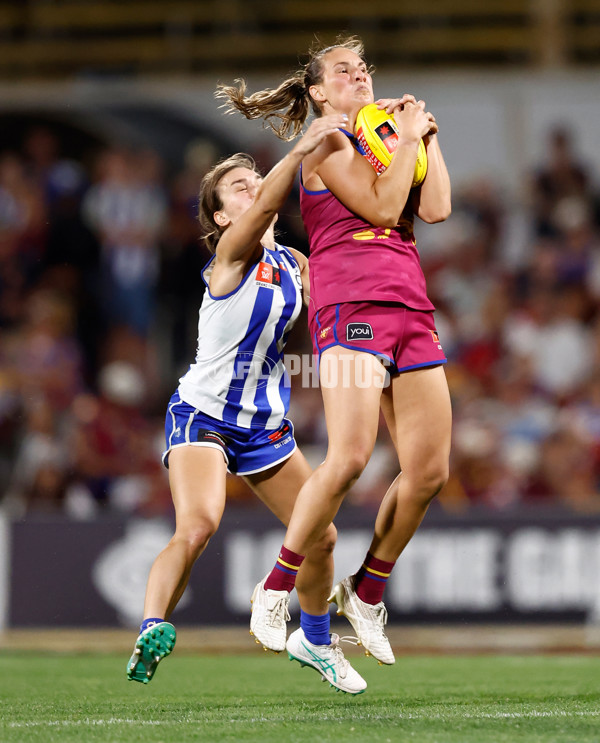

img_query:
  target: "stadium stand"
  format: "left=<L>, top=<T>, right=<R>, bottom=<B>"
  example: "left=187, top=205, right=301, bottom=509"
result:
left=0, top=0, right=598, bottom=77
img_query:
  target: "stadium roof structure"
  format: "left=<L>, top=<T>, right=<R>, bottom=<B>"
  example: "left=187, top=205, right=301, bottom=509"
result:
left=0, top=0, right=598, bottom=80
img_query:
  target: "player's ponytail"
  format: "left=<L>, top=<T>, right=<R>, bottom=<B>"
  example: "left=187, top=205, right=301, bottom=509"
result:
left=216, top=34, right=367, bottom=141
left=216, top=75, right=309, bottom=141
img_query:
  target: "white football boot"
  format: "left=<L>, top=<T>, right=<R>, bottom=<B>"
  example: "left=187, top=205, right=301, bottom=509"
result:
left=250, top=575, right=290, bottom=652
left=328, top=575, right=395, bottom=665
left=286, top=628, right=367, bottom=695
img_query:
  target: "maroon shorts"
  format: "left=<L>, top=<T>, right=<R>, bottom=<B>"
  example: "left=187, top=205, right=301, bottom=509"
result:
left=308, top=301, right=446, bottom=373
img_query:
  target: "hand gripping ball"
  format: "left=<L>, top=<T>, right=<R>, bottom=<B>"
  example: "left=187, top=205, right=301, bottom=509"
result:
left=355, top=103, right=428, bottom=187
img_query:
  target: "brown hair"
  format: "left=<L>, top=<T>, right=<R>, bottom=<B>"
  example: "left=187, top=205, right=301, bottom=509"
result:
left=215, top=34, right=368, bottom=141
left=198, top=152, right=259, bottom=253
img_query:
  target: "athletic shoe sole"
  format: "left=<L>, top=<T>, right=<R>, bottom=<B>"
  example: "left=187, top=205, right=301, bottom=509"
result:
left=126, top=622, right=177, bottom=683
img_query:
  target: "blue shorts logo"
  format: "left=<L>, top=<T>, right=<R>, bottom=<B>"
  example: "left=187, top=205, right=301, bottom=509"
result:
left=347, top=322, right=374, bottom=341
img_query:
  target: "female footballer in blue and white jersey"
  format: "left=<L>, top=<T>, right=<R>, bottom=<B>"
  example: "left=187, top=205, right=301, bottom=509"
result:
left=126, top=114, right=367, bottom=695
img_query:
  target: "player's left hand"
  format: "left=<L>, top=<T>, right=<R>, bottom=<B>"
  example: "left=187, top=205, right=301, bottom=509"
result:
left=376, top=95, right=423, bottom=114
left=425, top=112, right=439, bottom=136
left=377, top=97, right=439, bottom=136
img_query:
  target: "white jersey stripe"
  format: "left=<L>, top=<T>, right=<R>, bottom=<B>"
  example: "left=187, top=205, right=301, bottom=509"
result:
left=233, top=285, right=282, bottom=428
left=167, top=397, right=184, bottom=449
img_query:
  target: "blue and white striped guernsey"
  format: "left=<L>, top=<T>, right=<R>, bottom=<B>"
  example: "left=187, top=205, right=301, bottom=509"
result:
left=177, top=244, right=303, bottom=430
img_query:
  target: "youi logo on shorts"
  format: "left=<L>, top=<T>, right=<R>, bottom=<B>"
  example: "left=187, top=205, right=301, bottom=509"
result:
left=347, top=322, right=374, bottom=341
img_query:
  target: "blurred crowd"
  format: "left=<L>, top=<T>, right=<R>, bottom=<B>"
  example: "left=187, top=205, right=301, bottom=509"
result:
left=1, top=122, right=600, bottom=519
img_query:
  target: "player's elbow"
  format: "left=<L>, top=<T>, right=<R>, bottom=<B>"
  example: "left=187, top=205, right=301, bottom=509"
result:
left=419, top=203, right=451, bottom=224
left=374, top=209, right=403, bottom=228
left=256, top=201, right=278, bottom=220
left=253, top=189, right=281, bottom=219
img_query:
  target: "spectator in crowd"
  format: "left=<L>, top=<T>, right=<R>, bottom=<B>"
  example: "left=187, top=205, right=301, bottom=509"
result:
left=83, top=147, right=168, bottom=337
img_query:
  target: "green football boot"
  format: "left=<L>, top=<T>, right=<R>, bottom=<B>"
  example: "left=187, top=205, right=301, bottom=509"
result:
left=126, top=622, right=177, bottom=683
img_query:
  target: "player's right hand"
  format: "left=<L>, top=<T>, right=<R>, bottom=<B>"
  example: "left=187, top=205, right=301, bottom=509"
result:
left=393, top=101, right=432, bottom=144
left=294, top=114, right=350, bottom=156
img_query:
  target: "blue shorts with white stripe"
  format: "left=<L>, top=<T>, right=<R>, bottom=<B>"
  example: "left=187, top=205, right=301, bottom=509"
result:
left=162, top=389, right=296, bottom=476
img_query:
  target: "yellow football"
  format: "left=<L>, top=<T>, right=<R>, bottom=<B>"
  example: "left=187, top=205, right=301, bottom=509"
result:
left=355, top=103, right=428, bottom=188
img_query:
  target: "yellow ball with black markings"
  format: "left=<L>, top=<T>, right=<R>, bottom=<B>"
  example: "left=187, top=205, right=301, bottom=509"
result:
left=355, top=103, right=428, bottom=188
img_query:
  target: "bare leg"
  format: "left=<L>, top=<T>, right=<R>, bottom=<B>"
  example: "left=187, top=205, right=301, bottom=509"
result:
left=143, top=446, right=227, bottom=619
left=282, top=348, right=386, bottom=554
left=245, top=449, right=336, bottom=615
left=373, top=365, right=452, bottom=561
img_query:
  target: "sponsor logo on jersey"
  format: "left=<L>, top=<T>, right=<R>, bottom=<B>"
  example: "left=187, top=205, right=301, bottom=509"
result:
left=320, top=326, right=331, bottom=339
left=347, top=322, right=374, bottom=341
left=256, top=261, right=281, bottom=288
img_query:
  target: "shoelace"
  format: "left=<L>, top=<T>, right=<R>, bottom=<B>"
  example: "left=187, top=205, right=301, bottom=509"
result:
left=328, top=635, right=350, bottom=676
left=372, top=603, right=389, bottom=630
left=267, top=597, right=291, bottom=628
left=354, top=602, right=389, bottom=638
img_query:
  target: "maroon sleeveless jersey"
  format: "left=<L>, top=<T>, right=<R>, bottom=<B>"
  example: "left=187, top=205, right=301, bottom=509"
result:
left=300, top=177, right=435, bottom=314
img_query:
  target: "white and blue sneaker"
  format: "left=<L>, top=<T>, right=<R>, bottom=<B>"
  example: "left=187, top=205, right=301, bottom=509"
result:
left=286, top=628, right=367, bottom=695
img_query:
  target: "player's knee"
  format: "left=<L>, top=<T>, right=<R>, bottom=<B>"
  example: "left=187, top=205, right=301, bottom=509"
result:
left=317, top=523, right=337, bottom=556
left=419, top=460, right=450, bottom=502
left=326, top=451, right=370, bottom=491
left=174, top=518, right=219, bottom=558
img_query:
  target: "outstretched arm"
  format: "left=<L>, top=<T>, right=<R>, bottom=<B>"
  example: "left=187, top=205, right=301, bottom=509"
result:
left=216, top=113, right=348, bottom=266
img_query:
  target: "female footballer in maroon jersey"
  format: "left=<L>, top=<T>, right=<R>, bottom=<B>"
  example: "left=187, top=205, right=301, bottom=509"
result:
left=219, top=34, right=452, bottom=664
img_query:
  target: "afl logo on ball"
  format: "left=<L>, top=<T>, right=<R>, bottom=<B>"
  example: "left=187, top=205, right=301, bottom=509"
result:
left=347, top=322, right=374, bottom=341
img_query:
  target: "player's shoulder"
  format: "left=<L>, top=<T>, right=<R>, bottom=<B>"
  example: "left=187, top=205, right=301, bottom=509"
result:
left=286, top=247, right=308, bottom=271
left=304, top=127, right=353, bottom=167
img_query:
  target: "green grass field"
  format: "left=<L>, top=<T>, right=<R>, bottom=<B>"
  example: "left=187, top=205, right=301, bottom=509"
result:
left=1, top=650, right=599, bottom=742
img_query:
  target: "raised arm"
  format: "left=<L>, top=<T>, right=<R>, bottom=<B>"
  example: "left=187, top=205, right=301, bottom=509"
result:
left=216, top=113, right=348, bottom=267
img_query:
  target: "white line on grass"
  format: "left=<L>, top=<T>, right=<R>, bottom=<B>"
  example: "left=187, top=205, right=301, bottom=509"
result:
left=7, top=710, right=600, bottom=728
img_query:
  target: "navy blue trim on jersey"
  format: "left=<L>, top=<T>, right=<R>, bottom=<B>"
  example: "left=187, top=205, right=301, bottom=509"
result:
left=299, top=164, right=329, bottom=195
left=201, top=253, right=262, bottom=301
left=278, top=245, right=298, bottom=266
left=299, top=130, right=365, bottom=197
left=339, top=127, right=367, bottom=156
